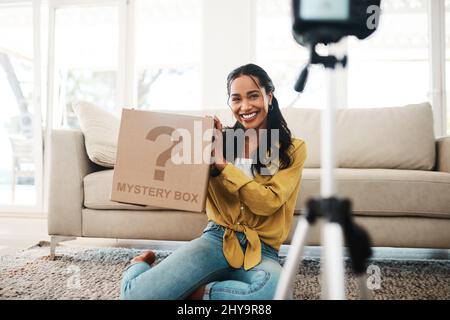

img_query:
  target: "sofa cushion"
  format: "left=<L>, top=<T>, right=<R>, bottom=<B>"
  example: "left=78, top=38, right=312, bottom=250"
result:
left=297, top=168, right=450, bottom=219
left=84, top=169, right=166, bottom=211
left=73, top=101, right=120, bottom=168
left=84, top=168, right=450, bottom=219
left=82, top=208, right=209, bottom=240
left=282, top=102, right=436, bottom=170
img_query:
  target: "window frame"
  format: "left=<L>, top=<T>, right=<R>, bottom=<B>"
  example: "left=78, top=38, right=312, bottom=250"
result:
left=0, top=0, right=44, bottom=216
left=428, top=0, right=447, bottom=137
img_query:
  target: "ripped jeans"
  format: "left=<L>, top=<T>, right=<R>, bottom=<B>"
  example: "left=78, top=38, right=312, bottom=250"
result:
left=120, top=221, right=282, bottom=300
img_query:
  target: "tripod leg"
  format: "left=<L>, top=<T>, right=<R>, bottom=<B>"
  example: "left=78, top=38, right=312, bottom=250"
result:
left=321, top=222, right=346, bottom=300
left=274, top=217, right=311, bottom=300
left=356, top=274, right=372, bottom=300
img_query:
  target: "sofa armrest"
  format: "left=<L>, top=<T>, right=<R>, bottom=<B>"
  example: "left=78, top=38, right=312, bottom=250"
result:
left=48, top=129, right=102, bottom=236
left=436, top=136, right=450, bottom=173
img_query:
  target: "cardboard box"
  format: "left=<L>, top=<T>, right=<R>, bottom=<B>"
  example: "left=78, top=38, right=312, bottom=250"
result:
left=111, top=108, right=214, bottom=212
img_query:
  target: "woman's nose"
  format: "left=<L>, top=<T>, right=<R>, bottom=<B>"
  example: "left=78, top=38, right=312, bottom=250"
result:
left=240, top=98, right=251, bottom=110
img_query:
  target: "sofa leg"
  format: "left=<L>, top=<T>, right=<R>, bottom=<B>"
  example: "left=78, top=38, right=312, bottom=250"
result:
left=50, top=236, right=76, bottom=260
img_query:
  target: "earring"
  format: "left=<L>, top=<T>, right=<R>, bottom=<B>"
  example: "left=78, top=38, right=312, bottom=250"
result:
left=269, top=104, right=273, bottom=111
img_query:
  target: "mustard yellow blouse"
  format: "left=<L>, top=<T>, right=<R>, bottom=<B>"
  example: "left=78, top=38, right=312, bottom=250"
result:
left=206, top=138, right=307, bottom=270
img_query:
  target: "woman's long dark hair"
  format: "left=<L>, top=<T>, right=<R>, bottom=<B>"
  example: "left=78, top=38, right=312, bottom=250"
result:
left=224, top=63, right=293, bottom=176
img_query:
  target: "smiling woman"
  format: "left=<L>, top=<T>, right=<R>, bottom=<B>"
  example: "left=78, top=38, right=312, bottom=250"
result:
left=119, top=63, right=307, bottom=300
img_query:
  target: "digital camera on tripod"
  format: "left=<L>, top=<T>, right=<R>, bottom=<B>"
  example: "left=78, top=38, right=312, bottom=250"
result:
left=275, top=0, right=381, bottom=300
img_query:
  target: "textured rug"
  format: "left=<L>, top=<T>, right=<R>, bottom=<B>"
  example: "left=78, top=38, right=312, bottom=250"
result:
left=0, top=241, right=449, bottom=300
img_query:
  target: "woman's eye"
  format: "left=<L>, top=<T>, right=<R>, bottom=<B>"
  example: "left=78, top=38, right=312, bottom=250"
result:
left=249, top=94, right=259, bottom=99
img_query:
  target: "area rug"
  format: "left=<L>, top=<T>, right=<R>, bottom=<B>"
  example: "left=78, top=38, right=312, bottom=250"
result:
left=0, top=241, right=448, bottom=300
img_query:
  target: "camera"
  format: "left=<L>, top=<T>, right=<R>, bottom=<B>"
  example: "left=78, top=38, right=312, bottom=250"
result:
left=292, top=0, right=381, bottom=46
left=275, top=0, right=382, bottom=300
left=275, top=0, right=381, bottom=300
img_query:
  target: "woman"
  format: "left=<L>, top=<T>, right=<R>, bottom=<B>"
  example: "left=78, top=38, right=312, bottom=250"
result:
left=120, top=63, right=307, bottom=300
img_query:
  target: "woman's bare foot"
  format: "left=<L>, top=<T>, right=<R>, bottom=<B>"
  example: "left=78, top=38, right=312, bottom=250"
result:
left=130, top=250, right=156, bottom=266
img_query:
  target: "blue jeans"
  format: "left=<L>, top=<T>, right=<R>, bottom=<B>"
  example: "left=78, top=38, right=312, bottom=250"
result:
left=120, top=221, right=282, bottom=300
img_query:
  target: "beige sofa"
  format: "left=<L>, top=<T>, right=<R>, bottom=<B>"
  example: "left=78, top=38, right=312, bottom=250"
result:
left=48, top=102, right=450, bottom=258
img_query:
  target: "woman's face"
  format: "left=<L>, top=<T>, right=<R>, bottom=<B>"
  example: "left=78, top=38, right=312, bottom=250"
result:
left=229, top=75, right=272, bottom=131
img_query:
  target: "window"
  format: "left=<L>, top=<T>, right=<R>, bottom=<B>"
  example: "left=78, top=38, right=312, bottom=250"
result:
left=256, top=0, right=327, bottom=109
left=0, top=3, right=37, bottom=206
left=135, top=0, right=202, bottom=110
left=52, top=3, right=119, bottom=128
left=256, top=0, right=431, bottom=111
left=347, top=0, right=430, bottom=109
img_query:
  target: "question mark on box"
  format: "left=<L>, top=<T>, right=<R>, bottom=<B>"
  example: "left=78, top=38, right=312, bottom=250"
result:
left=146, top=126, right=183, bottom=181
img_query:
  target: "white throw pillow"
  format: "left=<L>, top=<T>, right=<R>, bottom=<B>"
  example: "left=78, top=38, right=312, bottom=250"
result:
left=72, top=101, right=120, bottom=168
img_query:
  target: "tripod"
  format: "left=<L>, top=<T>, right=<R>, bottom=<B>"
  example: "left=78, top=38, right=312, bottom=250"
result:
left=274, top=42, right=373, bottom=300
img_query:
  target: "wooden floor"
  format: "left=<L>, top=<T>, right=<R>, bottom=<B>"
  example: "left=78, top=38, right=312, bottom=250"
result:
left=0, top=216, right=449, bottom=260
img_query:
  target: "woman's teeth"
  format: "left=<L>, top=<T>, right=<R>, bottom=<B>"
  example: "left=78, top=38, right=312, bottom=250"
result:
left=241, top=112, right=257, bottom=120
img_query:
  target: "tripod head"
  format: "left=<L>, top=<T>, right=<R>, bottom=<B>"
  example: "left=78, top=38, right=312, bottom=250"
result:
left=292, top=0, right=381, bottom=92
left=294, top=42, right=348, bottom=92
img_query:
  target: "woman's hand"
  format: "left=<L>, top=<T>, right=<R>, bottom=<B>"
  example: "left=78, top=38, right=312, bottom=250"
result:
left=212, top=116, right=227, bottom=172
